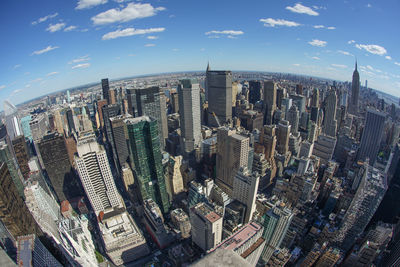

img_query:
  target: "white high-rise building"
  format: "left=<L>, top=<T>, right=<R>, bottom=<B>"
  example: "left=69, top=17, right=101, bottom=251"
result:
left=74, top=133, right=123, bottom=216
left=322, top=88, right=338, bottom=138
left=3, top=100, right=21, bottom=141
left=233, top=167, right=260, bottom=223
left=178, top=79, right=202, bottom=155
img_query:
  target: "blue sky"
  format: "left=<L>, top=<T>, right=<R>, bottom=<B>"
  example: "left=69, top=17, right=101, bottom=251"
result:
left=1, top=0, right=399, bottom=105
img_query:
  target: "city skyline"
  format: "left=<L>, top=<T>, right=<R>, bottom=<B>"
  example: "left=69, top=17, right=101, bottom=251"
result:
left=1, top=0, right=400, bottom=105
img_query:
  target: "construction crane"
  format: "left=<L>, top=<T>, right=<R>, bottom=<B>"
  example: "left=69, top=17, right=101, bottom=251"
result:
left=212, top=112, right=221, bottom=127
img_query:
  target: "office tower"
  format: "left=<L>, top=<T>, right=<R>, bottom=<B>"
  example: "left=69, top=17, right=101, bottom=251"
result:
left=206, top=68, right=233, bottom=127
left=349, top=61, right=360, bottom=115
left=311, top=88, right=319, bottom=107
left=335, top=165, right=386, bottom=251
left=210, top=222, right=266, bottom=265
left=21, top=115, right=32, bottom=140
left=126, top=87, right=168, bottom=148
left=17, top=234, right=62, bottom=267
left=38, top=132, right=73, bottom=202
left=261, top=125, right=277, bottom=159
left=190, top=202, right=223, bottom=251
left=0, top=162, right=41, bottom=238
left=312, top=135, right=337, bottom=164
left=96, top=99, right=108, bottom=129
left=290, top=94, right=306, bottom=114
left=58, top=216, right=98, bottom=267
left=276, top=87, right=284, bottom=109
left=188, top=181, right=207, bottom=208
left=170, top=91, right=179, bottom=113
left=233, top=167, right=259, bottom=223
left=239, top=110, right=264, bottom=132
left=263, top=81, right=277, bottom=125
left=276, top=120, right=291, bottom=155
left=358, top=109, right=386, bottom=164
left=216, top=127, right=250, bottom=196
left=109, top=89, right=117, bottom=104
left=66, top=90, right=71, bottom=103
left=125, top=116, right=170, bottom=213
left=65, top=109, right=76, bottom=135
left=24, top=181, right=60, bottom=239
left=3, top=100, right=21, bottom=141
left=192, top=249, right=252, bottom=267
left=121, top=164, right=134, bottom=197
left=74, top=133, right=123, bottom=216
left=166, top=155, right=184, bottom=199
left=109, top=114, right=131, bottom=171
left=178, top=79, right=202, bottom=155
left=29, top=114, right=48, bottom=141
left=249, top=81, right=262, bottom=105
left=11, top=135, right=30, bottom=179
left=0, top=141, right=25, bottom=198
left=323, top=88, right=338, bottom=137
left=261, top=204, right=293, bottom=262
left=171, top=208, right=191, bottom=239
left=101, top=78, right=110, bottom=103
left=287, top=105, right=299, bottom=134
left=102, top=104, right=121, bottom=144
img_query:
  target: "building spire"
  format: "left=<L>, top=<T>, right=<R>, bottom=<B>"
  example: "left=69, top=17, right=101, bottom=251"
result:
left=355, top=59, right=357, bottom=70
left=206, top=61, right=210, bottom=72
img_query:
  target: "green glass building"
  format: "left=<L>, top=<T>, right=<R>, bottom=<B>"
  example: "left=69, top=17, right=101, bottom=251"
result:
left=125, top=116, right=170, bottom=213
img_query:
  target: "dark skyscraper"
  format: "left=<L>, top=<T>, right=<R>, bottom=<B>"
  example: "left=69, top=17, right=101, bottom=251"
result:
left=206, top=66, right=233, bottom=127
left=125, top=116, right=170, bottom=213
left=110, top=114, right=132, bottom=171
left=38, top=132, right=75, bottom=202
left=358, top=109, right=386, bottom=165
left=248, top=81, right=262, bottom=105
left=102, top=104, right=121, bottom=144
left=349, top=61, right=360, bottom=115
left=12, top=135, right=30, bottom=179
left=65, top=108, right=75, bottom=135
left=263, top=81, right=277, bottom=125
left=102, top=78, right=110, bottom=104
left=125, top=87, right=168, bottom=148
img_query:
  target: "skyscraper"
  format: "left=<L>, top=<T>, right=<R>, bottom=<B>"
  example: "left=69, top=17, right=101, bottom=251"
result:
left=12, top=135, right=30, bottom=179
left=101, top=78, right=110, bottom=103
left=206, top=67, right=233, bottom=127
left=276, top=120, right=291, bottom=155
left=311, top=88, right=319, bottom=108
left=0, top=162, right=41, bottom=238
left=74, top=133, right=123, bottom=215
left=335, top=165, right=386, bottom=251
left=126, top=87, right=168, bottom=148
left=38, top=132, right=74, bottom=202
left=190, top=202, right=223, bottom=251
left=65, top=109, right=76, bottom=135
left=287, top=105, right=299, bottom=134
left=3, top=100, right=21, bottom=141
left=358, top=109, right=386, bottom=164
left=216, top=127, right=250, bottom=196
left=178, top=79, right=202, bottom=155
left=322, top=88, right=338, bottom=137
left=233, top=167, right=260, bottom=223
left=249, top=81, right=262, bottom=105
left=263, top=81, right=277, bottom=125
left=109, top=114, right=132, bottom=171
left=102, top=104, right=121, bottom=145
left=125, top=116, right=170, bottom=213
left=349, top=61, right=360, bottom=115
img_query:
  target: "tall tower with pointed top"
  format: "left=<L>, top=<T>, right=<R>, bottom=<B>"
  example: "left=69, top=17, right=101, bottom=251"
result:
left=349, top=61, right=360, bottom=115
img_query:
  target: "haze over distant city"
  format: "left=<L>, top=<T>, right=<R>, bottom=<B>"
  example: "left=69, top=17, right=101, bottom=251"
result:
left=1, top=0, right=400, bottom=105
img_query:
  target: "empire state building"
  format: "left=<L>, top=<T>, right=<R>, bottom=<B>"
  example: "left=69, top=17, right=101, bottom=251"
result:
left=349, top=61, right=360, bottom=115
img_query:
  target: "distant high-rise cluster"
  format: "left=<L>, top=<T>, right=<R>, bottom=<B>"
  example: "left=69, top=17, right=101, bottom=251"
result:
left=0, top=59, right=398, bottom=266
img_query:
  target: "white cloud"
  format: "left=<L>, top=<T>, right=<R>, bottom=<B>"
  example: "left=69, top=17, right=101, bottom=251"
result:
left=395, top=62, right=400, bottom=66
left=355, top=43, right=387, bottom=55
left=91, top=3, right=165, bottom=25
left=308, top=39, right=327, bottom=47
left=46, top=71, right=59, bottom=76
left=31, top=45, right=59, bottom=55
left=147, top=35, right=158, bottom=40
left=365, top=65, right=382, bottom=73
left=260, top=18, right=300, bottom=27
left=69, top=55, right=90, bottom=64
left=128, top=54, right=136, bottom=57
left=32, top=13, right=58, bottom=25
left=385, top=55, right=392, bottom=60
left=312, top=56, right=320, bottom=60
left=30, top=78, right=42, bottom=83
left=144, top=43, right=155, bottom=47
left=64, top=25, right=77, bottom=32
left=13, top=89, right=22, bottom=94
left=367, top=3, right=372, bottom=8
left=200, top=48, right=205, bottom=51
left=313, top=25, right=335, bottom=30
left=293, top=63, right=300, bottom=66
left=331, top=64, right=347, bottom=68
left=286, top=3, right=319, bottom=16
left=76, top=0, right=107, bottom=10
left=46, top=23, right=66, bottom=33
left=338, top=50, right=352, bottom=56
left=0, top=85, right=5, bottom=90
left=72, top=63, right=90, bottom=69
left=25, top=84, right=31, bottom=88
left=348, top=40, right=355, bottom=44
left=205, top=30, right=244, bottom=35
left=13, top=64, right=22, bottom=69
left=102, top=27, right=165, bottom=40
left=172, top=48, right=179, bottom=52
